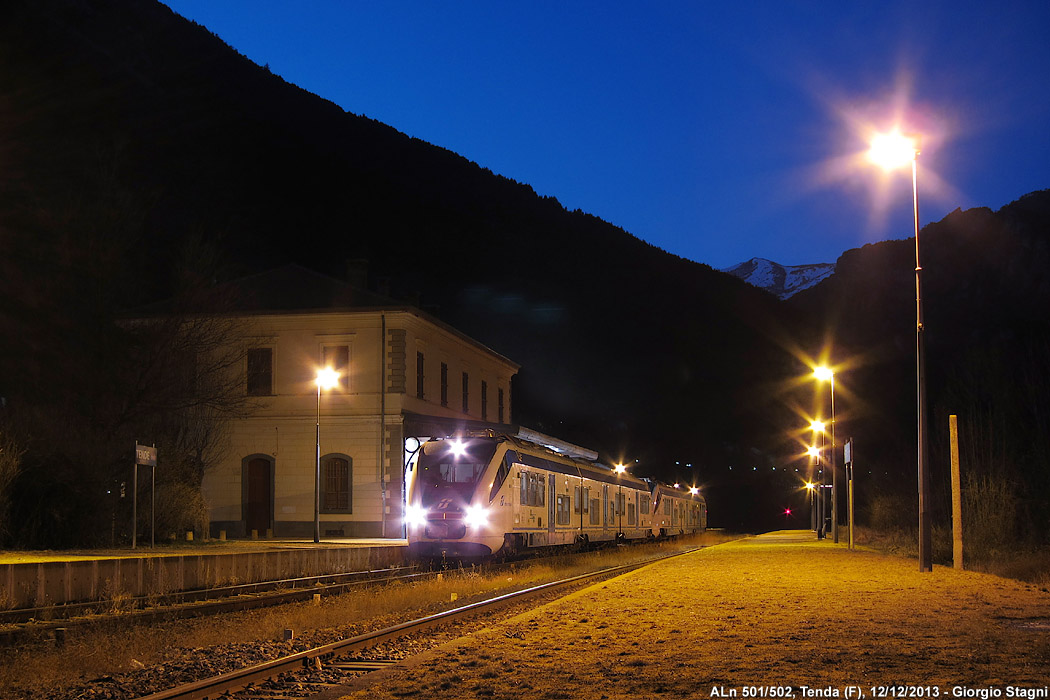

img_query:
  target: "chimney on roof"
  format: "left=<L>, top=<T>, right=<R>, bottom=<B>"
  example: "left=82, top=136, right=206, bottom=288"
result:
left=345, top=258, right=368, bottom=289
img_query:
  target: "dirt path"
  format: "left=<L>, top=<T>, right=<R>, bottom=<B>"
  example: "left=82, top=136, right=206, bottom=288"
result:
left=336, top=531, right=1050, bottom=699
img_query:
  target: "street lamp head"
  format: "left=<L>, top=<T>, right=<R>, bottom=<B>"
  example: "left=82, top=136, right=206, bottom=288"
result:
left=316, top=367, right=340, bottom=391
left=804, top=481, right=815, bottom=491
left=614, top=463, right=627, bottom=474
left=810, top=420, right=826, bottom=433
left=868, top=130, right=918, bottom=171
left=806, top=445, right=820, bottom=458
left=689, top=486, right=699, bottom=495
left=813, top=366, right=834, bottom=382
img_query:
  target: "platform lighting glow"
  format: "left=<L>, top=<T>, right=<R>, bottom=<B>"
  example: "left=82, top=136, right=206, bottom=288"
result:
left=810, top=420, right=826, bottom=433
left=464, top=505, right=489, bottom=529
left=316, top=367, right=340, bottom=390
left=868, top=130, right=917, bottom=171
left=805, top=482, right=815, bottom=490
left=614, top=463, right=627, bottom=474
left=813, top=366, right=834, bottom=383
left=807, top=446, right=820, bottom=458
left=448, top=440, right=468, bottom=458
left=403, top=504, right=428, bottom=528
left=689, top=487, right=699, bottom=495
left=673, top=482, right=680, bottom=489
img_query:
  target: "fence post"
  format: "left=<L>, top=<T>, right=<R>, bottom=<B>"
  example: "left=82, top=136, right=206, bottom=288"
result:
left=950, top=414, right=963, bottom=570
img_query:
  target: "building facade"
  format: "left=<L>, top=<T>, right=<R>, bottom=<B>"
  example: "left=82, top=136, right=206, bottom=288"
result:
left=203, top=266, right=519, bottom=539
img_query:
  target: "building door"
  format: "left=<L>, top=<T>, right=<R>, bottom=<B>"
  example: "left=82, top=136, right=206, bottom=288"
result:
left=245, top=457, right=271, bottom=535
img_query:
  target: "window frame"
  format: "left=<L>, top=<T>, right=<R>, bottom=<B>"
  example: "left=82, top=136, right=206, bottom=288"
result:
left=246, top=347, right=274, bottom=396
left=320, top=453, right=353, bottom=514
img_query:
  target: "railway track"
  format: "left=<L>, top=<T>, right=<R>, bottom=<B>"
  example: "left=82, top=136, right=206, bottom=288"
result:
left=138, top=546, right=702, bottom=700
left=1, top=541, right=623, bottom=646
left=0, top=566, right=428, bottom=646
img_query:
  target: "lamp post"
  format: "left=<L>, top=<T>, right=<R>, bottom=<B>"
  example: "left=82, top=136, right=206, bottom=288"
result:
left=869, top=130, right=931, bottom=572
left=813, top=367, right=837, bottom=542
left=804, top=481, right=817, bottom=532
left=807, top=437, right=824, bottom=539
left=315, top=367, right=340, bottom=543
left=614, top=463, right=627, bottom=539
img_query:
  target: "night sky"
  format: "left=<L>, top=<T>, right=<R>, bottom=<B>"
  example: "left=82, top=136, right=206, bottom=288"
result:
left=163, top=1, right=1050, bottom=269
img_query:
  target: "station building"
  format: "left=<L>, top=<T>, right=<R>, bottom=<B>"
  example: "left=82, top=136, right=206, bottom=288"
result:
left=202, top=265, right=519, bottom=539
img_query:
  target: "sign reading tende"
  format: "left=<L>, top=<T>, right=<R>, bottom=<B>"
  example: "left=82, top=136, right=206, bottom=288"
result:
left=135, top=443, right=157, bottom=467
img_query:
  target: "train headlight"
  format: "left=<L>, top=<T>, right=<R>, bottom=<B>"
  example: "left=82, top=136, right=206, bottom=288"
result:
left=404, top=504, right=428, bottom=529
left=463, top=505, right=489, bottom=529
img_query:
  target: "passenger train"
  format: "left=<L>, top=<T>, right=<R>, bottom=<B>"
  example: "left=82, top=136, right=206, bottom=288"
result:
left=404, top=434, right=707, bottom=558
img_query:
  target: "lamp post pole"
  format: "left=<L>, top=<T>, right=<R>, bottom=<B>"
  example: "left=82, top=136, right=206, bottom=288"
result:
left=315, top=380, right=321, bottom=544
left=869, top=130, right=930, bottom=572
left=314, top=368, right=340, bottom=544
left=830, top=373, right=837, bottom=543
left=911, top=152, right=932, bottom=572
left=614, top=464, right=626, bottom=539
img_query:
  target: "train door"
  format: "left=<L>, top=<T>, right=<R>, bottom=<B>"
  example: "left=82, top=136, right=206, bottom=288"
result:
left=602, top=484, right=609, bottom=534
left=548, top=475, right=556, bottom=541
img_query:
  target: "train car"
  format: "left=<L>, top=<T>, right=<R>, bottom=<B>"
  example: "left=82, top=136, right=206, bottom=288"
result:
left=404, top=434, right=655, bottom=558
left=649, top=482, right=707, bottom=537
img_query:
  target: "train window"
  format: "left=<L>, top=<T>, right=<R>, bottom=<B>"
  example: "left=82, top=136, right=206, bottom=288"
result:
left=489, top=450, right=517, bottom=502
left=616, top=492, right=625, bottom=515
left=607, top=499, right=615, bottom=525
left=522, top=472, right=546, bottom=507
left=573, top=486, right=581, bottom=514
left=417, top=439, right=498, bottom=507
left=640, top=494, right=650, bottom=515
left=556, top=495, right=570, bottom=525
left=664, top=499, right=671, bottom=516
left=589, top=498, right=600, bottom=524
left=520, top=470, right=528, bottom=505
left=628, top=503, right=636, bottom=526
left=582, top=487, right=590, bottom=513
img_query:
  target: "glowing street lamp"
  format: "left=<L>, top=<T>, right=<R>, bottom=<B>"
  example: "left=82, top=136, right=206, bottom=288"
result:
left=315, top=367, right=340, bottom=543
left=869, top=128, right=931, bottom=572
left=813, top=367, right=837, bottom=542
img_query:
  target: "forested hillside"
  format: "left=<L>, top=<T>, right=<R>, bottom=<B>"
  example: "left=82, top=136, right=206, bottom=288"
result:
left=0, top=0, right=805, bottom=542
left=789, top=191, right=1050, bottom=548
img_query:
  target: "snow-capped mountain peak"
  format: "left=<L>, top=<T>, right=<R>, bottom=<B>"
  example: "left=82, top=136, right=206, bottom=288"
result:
left=721, top=257, right=835, bottom=299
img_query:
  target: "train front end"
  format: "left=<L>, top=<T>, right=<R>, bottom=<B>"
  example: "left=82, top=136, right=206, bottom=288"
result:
left=405, top=437, right=507, bottom=558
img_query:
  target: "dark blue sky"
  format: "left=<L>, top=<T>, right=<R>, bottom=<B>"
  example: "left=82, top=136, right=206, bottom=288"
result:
left=163, top=1, right=1050, bottom=269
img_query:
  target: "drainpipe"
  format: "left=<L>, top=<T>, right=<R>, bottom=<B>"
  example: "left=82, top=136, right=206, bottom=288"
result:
left=379, top=312, right=387, bottom=538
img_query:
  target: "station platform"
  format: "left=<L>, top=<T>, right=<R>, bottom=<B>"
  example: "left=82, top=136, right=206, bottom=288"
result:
left=339, top=530, right=1050, bottom=697
left=0, top=538, right=408, bottom=611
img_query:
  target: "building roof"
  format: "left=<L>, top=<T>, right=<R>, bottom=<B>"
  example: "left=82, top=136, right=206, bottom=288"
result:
left=207, top=263, right=403, bottom=313
left=134, top=264, right=520, bottom=370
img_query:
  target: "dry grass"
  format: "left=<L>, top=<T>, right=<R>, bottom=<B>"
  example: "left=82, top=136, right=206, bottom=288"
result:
left=336, top=531, right=1050, bottom=699
left=856, top=525, right=1050, bottom=585
left=0, top=534, right=731, bottom=698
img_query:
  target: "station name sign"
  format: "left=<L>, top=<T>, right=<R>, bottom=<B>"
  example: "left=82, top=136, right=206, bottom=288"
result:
left=135, top=443, right=157, bottom=467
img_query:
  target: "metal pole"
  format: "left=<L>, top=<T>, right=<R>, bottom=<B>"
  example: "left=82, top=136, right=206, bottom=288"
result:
left=151, top=462, right=155, bottom=549
left=848, top=464, right=854, bottom=550
left=315, top=382, right=321, bottom=543
left=831, top=375, right=838, bottom=543
left=132, top=458, right=138, bottom=550
left=914, top=154, right=932, bottom=572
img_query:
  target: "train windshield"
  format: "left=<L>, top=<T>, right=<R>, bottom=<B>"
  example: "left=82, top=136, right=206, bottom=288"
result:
left=417, top=439, right=498, bottom=508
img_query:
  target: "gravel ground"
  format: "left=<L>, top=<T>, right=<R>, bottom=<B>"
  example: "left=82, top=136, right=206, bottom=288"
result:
left=334, top=531, right=1050, bottom=700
